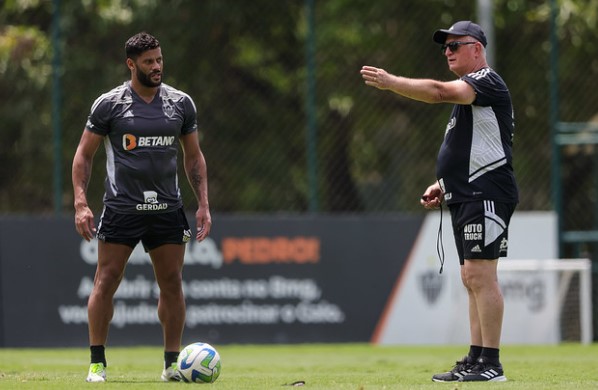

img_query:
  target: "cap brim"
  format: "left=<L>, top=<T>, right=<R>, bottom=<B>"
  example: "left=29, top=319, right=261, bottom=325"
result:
left=432, top=29, right=467, bottom=44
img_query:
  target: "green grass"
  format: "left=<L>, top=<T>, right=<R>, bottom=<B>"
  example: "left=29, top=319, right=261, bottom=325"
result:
left=0, top=343, right=597, bottom=389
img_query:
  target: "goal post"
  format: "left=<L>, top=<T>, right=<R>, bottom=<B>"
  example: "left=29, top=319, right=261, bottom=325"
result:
left=499, top=258, right=593, bottom=344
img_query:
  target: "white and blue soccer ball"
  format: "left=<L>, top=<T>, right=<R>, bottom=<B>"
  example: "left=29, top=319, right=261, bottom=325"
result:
left=177, top=342, right=222, bottom=383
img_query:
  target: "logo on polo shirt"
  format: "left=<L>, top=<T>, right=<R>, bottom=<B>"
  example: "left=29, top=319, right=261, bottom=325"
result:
left=136, top=190, right=168, bottom=211
left=123, top=134, right=176, bottom=151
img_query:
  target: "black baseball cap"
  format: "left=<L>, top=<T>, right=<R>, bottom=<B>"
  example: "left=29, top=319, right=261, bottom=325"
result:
left=432, top=21, right=488, bottom=47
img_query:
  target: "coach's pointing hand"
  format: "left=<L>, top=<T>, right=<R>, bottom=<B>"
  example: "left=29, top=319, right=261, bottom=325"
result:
left=360, top=66, right=392, bottom=90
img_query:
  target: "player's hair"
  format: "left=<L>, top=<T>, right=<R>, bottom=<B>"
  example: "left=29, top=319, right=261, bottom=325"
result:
left=125, top=32, right=160, bottom=60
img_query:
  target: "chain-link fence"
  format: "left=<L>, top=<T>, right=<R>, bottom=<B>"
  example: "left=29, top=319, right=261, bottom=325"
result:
left=5, top=0, right=597, bottom=215
left=2, top=0, right=598, bottom=340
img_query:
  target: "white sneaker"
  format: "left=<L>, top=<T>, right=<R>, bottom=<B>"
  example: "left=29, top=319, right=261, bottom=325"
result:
left=86, top=362, right=106, bottom=382
left=161, top=363, right=182, bottom=382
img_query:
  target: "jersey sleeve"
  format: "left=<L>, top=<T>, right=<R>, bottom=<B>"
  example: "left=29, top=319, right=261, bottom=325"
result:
left=85, top=94, right=112, bottom=136
left=181, top=95, right=198, bottom=135
left=462, top=70, right=510, bottom=107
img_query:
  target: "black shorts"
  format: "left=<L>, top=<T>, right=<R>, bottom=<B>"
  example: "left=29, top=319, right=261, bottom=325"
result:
left=97, top=207, right=191, bottom=251
left=448, top=200, right=516, bottom=264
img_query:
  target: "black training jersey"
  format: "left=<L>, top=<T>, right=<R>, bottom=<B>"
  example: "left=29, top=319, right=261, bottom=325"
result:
left=86, top=81, right=198, bottom=214
left=436, top=67, right=519, bottom=205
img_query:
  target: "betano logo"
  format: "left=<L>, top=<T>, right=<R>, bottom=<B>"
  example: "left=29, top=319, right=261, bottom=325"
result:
left=222, top=237, right=320, bottom=265
left=123, top=134, right=176, bottom=150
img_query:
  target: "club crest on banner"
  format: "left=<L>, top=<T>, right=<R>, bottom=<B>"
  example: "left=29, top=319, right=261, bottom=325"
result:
left=419, top=270, right=443, bottom=304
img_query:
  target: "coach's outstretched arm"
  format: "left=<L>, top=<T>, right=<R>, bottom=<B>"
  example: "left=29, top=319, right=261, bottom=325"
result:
left=360, top=65, right=476, bottom=105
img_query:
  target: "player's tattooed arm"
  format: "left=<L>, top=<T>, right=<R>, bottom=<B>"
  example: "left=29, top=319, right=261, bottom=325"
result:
left=72, top=129, right=102, bottom=240
left=73, top=165, right=91, bottom=209
left=187, top=159, right=207, bottom=205
left=72, top=130, right=102, bottom=210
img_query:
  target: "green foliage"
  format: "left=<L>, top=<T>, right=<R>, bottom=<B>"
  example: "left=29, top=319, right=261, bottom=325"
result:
left=1, top=0, right=598, bottom=213
left=0, top=16, right=53, bottom=210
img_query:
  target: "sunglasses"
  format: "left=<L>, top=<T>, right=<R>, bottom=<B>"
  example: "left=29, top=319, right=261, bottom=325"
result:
left=441, top=41, right=477, bottom=53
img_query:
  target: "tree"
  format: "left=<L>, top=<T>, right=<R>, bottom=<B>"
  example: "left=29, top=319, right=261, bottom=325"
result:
left=1, top=0, right=597, bottom=213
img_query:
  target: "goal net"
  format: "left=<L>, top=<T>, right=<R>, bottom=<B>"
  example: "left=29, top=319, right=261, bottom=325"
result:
left=498, top=259, right=593, bottom=344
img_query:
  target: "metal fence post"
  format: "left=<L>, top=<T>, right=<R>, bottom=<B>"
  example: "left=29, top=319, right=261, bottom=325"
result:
left=305, top=0, right=318, bottom=212
left=52, top=0, right=63, bottom=214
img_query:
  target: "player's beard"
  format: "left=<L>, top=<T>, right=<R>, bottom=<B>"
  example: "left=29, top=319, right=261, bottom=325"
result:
left=136, top=68, right=162, bottom=88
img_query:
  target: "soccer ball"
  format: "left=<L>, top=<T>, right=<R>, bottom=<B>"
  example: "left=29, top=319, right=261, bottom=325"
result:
left=177, top=342, right=222, bottom=383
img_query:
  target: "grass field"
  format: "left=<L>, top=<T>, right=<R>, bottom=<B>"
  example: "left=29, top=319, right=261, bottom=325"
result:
left=0, top=343, right=596, bottom=389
